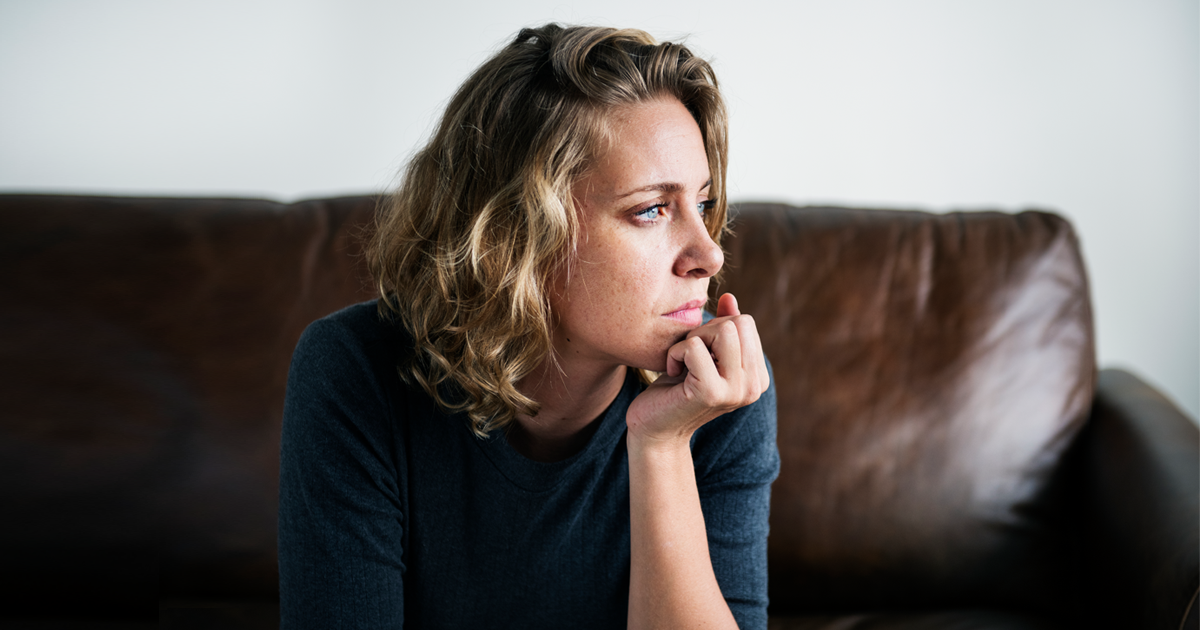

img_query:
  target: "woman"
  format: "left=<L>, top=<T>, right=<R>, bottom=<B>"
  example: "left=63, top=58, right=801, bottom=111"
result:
left=279, top=23, right=779, bottom=629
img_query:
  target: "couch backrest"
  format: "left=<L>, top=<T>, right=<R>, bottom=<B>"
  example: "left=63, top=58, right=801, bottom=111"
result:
left=718, top=203, right=1095, bottom=615
left=0, top=195, right=1095, bottom=617
left=1, top=194, right=376, bottom=613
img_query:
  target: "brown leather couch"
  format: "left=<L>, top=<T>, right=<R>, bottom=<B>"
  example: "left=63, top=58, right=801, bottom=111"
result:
left=2, top=194, right=1195, bottom=629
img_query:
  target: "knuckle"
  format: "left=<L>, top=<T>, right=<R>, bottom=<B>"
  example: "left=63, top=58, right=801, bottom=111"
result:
left=695, top=387, right=722, bottom=408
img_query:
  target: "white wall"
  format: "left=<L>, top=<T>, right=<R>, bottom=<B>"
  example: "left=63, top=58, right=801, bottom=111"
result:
left=2, top=0, right=1196, bottom=421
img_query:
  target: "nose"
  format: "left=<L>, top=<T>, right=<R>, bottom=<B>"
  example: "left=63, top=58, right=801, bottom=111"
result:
left=673, top=205, right=724, bottom=279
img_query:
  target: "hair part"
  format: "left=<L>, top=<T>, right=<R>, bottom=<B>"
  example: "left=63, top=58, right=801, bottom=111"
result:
left=366, top=23, right=730, bottom=437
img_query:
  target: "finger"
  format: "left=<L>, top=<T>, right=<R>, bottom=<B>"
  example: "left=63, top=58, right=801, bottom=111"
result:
left=680, top=335, right=722, bottom=393
left=684, top=315, right=747, bottom=377
left=665, top=339, right=689, bottom=378
left=691, top=313, right=752, bottom=359
left=683, top=316, right=725, bottom=346
left=707, top=319, right=744, bottom=381
left=730, top=314, right=768, bottom=390
left=716, top=292, right=740, bottom=318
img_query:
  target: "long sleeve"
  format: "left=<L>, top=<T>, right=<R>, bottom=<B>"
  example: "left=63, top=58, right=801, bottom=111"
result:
left=692, top=361, right=780, bottom=629
left=278, top=317, right=407, bottom=629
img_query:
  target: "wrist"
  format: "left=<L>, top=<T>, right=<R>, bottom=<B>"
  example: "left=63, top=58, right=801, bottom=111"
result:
left=625, top=427, right=693, bottom=461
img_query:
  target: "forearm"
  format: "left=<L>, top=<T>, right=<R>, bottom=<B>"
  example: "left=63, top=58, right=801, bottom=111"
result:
left=627, top=432, right=738, bottom=630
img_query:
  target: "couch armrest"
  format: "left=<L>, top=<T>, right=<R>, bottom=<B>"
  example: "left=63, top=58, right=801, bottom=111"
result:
left=1082, top=368, right=1198, bottom=630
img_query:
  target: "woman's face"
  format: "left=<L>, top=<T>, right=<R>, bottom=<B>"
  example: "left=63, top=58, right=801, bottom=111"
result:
left=550, top=97, right=723, bottom=373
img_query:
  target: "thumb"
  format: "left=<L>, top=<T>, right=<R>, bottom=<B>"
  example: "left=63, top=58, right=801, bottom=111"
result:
left=716, top=293, right=740, bottom=318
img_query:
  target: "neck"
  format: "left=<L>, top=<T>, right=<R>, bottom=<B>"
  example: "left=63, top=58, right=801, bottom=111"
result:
left=509, top=357, right=627, bottom=463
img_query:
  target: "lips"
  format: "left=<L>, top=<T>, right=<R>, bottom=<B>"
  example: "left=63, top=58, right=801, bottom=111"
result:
left=662, top=298, right=707, bottom=326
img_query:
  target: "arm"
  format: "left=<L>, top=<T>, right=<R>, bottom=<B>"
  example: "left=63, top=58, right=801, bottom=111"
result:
left=627, top=437, right=733, bottom=629
left=626, top=294, right=772, bottom=630
left=693, top=374, right=777, bottom=627
left=1080, top=368, right=1198, bottom=630
left=278, top=317, right=406, bottom=629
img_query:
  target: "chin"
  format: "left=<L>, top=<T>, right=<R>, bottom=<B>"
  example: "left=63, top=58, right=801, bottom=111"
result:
left=627, top=343, right=673, bottom=374
left=640, top=358, right=670, bottom=374
left=615, top=329, right=684, bottom=373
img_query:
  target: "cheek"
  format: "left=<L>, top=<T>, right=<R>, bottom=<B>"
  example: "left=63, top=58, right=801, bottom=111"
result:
left=592, top=223, right=669, bottom=270
left=593, top=240, right=667, bottom=305
left=567, top=219, right=676, bottom=317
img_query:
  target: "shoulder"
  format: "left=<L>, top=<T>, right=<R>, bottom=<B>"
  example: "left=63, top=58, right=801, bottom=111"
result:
left=278, top=303, right=410, bottom=627
left=293, top=300, right=406, bottom=362
left=290, top=301, right=409, bottom=385
left=284, top=300, right=415, bottom=447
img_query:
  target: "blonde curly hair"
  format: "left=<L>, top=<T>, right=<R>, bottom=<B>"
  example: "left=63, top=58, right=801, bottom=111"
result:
left=367, top=23, right=729, bottom=437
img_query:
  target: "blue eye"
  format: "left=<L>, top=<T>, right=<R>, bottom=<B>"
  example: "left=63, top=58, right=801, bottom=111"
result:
left=697, top=199, right=716, bottom=216
left=635, top=204, right=665, bottom=221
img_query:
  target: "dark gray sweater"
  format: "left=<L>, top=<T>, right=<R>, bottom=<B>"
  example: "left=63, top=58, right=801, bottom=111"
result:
left=279, top=301, right=779, bottom=629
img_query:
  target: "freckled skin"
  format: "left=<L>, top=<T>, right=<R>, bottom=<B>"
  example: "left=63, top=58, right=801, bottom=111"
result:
left=551, top=97, right=723, bottom=373
left=520, top=98, right=764, bottom=630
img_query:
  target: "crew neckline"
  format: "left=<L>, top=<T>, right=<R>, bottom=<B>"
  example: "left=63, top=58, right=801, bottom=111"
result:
left=474, top=368, right=639, bottom=493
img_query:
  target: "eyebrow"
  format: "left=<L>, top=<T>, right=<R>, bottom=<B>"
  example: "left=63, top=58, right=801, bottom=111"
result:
left=615, top=178, right=712, bottom=200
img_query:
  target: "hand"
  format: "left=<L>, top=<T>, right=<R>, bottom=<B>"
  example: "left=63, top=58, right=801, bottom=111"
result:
left=626, top=293, right=770, bottom=447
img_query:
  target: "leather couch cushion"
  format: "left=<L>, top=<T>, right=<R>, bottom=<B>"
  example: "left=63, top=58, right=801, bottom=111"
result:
left=0, top=194, right=377, bottom=614
left=718, top=204, right=1094, bottom=616
left=1, top=196, right=1095, bottom=622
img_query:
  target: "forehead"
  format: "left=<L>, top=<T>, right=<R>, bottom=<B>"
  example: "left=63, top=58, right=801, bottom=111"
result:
left=581, top=97, right=709, bottom=196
